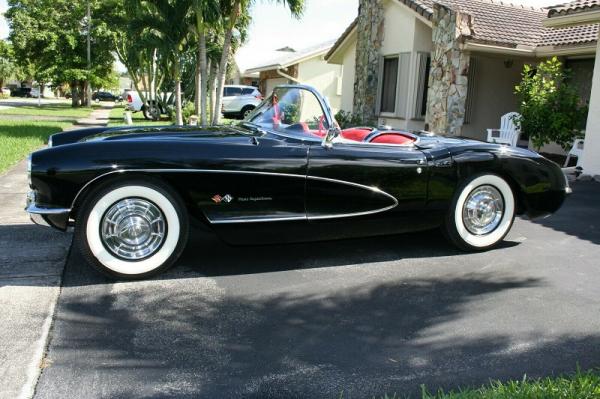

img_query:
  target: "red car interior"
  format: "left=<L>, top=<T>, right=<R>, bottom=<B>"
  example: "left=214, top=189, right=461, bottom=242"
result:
left=369, top=133, right=416, bottom=145
left=340, top=127, right=373, bottom=142
left=293, top=124, right=417, bottom=146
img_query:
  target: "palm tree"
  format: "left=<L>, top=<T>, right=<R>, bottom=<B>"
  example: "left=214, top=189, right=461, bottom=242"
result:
left=190, top=0, right=220, bottom=126
left=130, top=0, right=192, bottom=125
left=211, top=0, right=305, bottom=125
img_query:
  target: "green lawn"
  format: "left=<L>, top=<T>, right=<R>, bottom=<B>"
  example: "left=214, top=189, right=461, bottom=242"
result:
left=0, top=120, right=71, bottom=174
left=0, top=102, right=99, bottom=118
left=375, top=369, right=600, bottom=399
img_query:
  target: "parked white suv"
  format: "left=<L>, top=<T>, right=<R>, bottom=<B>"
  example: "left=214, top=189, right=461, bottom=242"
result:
left=222, top=85, right=262, bottom=119
left=125, top=90, right=170, bottom=120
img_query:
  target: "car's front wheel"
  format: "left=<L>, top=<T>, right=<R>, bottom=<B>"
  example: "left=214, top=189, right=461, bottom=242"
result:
left=75, top=179, right=189, bottom=279
left=444, top=174, right=515, bottom=251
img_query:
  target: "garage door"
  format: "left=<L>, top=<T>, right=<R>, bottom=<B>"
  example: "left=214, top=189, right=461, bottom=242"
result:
left=265, top=78, right=289, bottom=97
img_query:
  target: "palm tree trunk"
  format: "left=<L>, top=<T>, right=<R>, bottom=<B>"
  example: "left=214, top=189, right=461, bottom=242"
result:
left=199, top=29, right=208, bottom=127
left=195, top=48, right=201, bottom=116
left=175, top=59, right=183, bottom=125
left=212, top=17, right=236, bottom=125
left=208, top=60, right=216, bottom=122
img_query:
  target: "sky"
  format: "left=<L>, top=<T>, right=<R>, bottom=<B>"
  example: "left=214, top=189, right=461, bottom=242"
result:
left=0, top=0, right=567, bottom=70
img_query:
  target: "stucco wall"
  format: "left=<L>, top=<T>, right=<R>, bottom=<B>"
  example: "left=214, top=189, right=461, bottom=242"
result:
left=341, top=41, right=356, bottom=113
left=376, top=1, right=432, bottom=131
left=297, top=56, right=343, bottom=113
left=462, top=54, right=534, bottom=141
left=380, top=0, right=416, bottom=54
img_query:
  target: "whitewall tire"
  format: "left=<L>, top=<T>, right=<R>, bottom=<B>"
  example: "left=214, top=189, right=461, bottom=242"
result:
left=444, top=174, right=515, bottom=251
left=75, top=179, right=189, bottom=279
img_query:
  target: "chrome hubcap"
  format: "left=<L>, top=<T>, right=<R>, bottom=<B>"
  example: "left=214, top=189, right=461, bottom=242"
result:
left=101, top=198, right=166, bottom=260
left=462, top=185, right=504, bottom=235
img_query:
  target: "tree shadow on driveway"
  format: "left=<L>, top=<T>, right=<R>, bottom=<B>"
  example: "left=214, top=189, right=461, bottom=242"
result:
left=33, top=230, right=600, bottom=399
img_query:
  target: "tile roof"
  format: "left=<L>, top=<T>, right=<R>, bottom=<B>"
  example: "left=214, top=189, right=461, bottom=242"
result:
left=539, top=22, right=599, bottom=45
left=327, top=0, right=598, bottom=60
left=547, top=0, right=600, bottom=17
left=436, top=0, right=547, bottom=47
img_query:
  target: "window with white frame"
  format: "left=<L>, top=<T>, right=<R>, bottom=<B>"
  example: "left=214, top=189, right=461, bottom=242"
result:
left=414, top=52, right=431, bottom=119
left=379, top=53, right=411, bottom=118
left=380, top=57, right=399, bottom=114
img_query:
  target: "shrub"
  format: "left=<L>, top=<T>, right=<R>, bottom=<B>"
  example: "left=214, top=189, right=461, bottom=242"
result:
left=514, top=57, right=587, bottom=151
left=182, top=102, right=196, bottom=125
left=334, top=110, right=366, bottom=129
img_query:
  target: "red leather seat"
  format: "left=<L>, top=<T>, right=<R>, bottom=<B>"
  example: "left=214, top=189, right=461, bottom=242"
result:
left=340, top=128, right=373, bottom=142
left=370, top=133, right=415, bottom=145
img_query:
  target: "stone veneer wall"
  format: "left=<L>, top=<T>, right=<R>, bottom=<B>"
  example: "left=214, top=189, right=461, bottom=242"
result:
left=426, top=3, right=473, bottom=135
left=353, top=0, right=385, bottom=124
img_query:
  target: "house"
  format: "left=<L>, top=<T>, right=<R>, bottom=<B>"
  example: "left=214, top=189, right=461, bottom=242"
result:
left=545, top=0, right=600, bottom=177
left=326, top=0, right=597, bottom=147
left=245, top=40, right=344, bottom=112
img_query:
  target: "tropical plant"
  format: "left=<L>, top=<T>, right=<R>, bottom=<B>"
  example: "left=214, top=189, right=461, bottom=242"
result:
left=190, top=0, right=220, bottom=126
left=514, top=57, right=588, bottom=151
left=334, top=110, right=365, bottom=129
left=211, top=0, right=305, bottom=125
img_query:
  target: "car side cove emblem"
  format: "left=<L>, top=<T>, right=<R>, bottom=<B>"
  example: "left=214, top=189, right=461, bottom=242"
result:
left=212, top=194, right=233, bottom=204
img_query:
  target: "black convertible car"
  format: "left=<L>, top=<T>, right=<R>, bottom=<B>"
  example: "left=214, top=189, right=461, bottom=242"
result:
left=26, top=85, right=570, bottom=279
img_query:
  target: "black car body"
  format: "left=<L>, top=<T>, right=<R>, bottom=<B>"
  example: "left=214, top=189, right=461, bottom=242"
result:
left=92, top=91, right=119, bottom=102
left=26, top=85, right=569, bottom=279
left=11, top=87, right=32, bottom=98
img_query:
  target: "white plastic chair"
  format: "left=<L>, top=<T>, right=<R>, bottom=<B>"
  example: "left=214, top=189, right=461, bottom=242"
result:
left=564, top=138, right=585, bottom=167
left=487, top=112, right=521, bottom=147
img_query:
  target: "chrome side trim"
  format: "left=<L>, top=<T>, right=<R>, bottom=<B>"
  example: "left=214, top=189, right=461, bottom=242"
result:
left=70, top=168, right=399, bottom=222
left=211, top=215, right=307, bottom=224
left=26, top=204, right=71, bottom=215
left=308, top=203, right=398, bottom=221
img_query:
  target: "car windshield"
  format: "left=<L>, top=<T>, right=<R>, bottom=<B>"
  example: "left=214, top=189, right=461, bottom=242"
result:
left=246, top=87, right=330, bottom=140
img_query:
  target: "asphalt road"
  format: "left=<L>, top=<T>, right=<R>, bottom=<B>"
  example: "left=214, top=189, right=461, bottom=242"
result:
left=34, top=182, right=600, bottom=398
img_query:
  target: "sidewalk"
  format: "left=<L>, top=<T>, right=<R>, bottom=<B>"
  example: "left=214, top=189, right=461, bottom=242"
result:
left=0, top=105, right=112, bottom=399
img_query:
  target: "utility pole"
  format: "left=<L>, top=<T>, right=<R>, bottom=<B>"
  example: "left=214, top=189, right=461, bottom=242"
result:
left=86, top=0, right=92, bottom=106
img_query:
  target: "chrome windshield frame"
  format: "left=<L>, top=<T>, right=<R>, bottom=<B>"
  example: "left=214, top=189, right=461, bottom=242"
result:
left=245, top=84, right=336, bottom=145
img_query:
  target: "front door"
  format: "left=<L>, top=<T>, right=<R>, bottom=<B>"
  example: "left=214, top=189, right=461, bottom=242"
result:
left=306, top=142, right=430, bottom=237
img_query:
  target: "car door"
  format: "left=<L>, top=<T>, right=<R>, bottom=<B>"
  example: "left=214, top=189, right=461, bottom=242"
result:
left=306, top=141, right=430, bottom=236
left=222, top=87, right=241, bottom=112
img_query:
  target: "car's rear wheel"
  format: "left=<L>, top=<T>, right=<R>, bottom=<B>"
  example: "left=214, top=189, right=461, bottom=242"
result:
left=75, top=179, right=189, bottom=279
left=443, top=174, right=515, bottom=251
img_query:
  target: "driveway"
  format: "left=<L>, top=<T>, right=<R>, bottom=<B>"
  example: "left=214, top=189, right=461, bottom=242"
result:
left=33, top=181, right=600, bottom=398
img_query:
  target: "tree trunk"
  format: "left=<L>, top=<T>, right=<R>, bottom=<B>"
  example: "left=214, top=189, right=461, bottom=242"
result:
left=38, top=82, right=44, bottom=107
left=199, top=28, right=208, bottom=127
left=212, top=14, right=236, bottom=125
left=195, top=47, right=201, bottom=116
left=71, top=82, right=78, bottom=107
left=208, top=60, right=217, bottom=123
left=175, top=59, right=183, bottom=125
left=80, top=81, right=87, bottom=107
left=175, top=79, right=183, bottom=125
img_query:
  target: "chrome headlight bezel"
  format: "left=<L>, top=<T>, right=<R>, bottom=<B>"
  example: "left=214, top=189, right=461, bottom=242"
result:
left=27, top=154, right=32, bottom=184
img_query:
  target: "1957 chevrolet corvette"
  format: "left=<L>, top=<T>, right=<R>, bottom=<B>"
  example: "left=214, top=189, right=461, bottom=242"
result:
left=26, top=85, right=570, bottom=279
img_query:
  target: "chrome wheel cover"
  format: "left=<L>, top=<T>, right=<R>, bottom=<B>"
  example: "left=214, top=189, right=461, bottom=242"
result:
left=101, top=198, right=166, bottom=260
left=462, top=185, right=504, bottom=236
